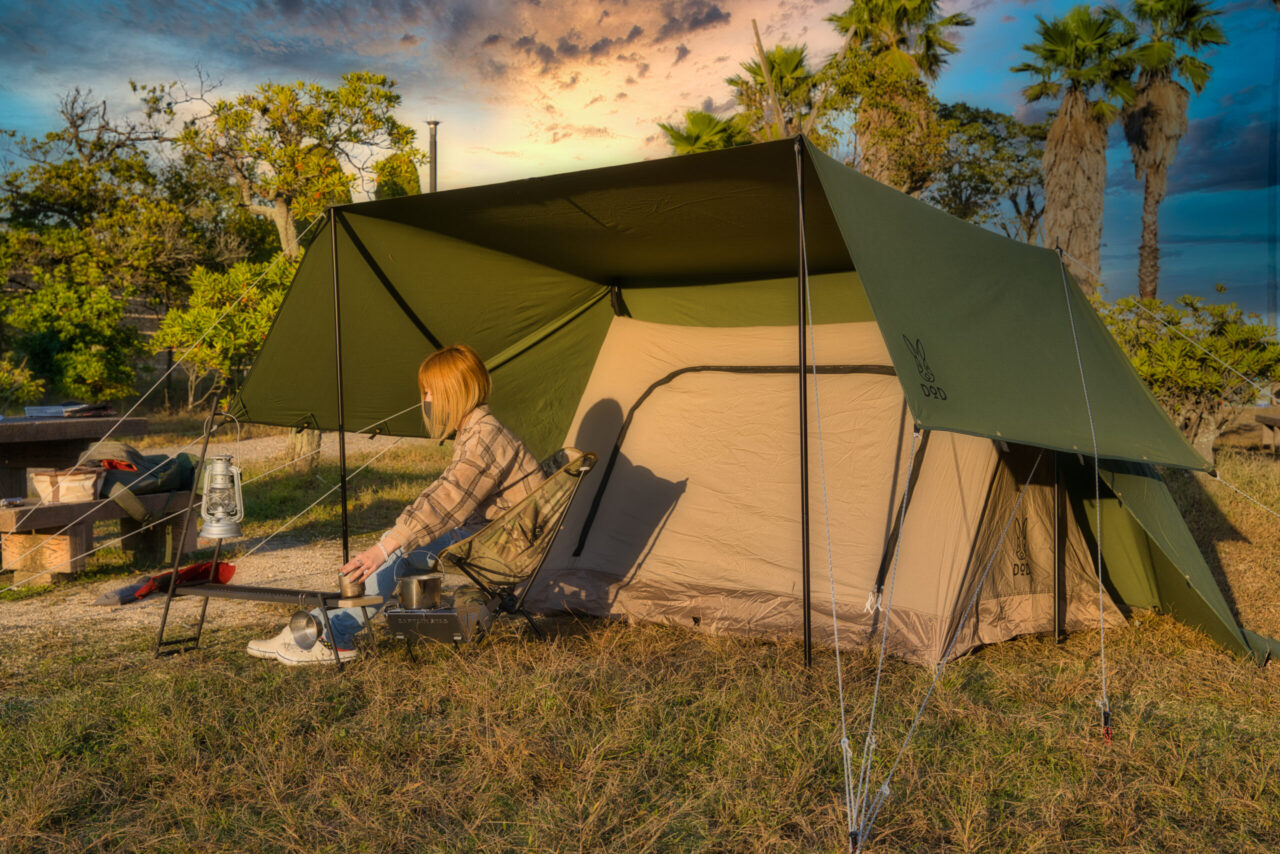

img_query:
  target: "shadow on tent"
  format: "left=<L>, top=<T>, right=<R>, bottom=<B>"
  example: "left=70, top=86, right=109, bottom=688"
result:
left=530, top=397, right=687, bottom=615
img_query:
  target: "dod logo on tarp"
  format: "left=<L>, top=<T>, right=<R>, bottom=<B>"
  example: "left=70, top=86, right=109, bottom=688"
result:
left=902, top=335, right=947, bottom=400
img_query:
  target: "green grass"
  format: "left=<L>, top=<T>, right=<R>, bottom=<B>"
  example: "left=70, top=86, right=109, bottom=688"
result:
left=1, top=423, right=1279, bottom=851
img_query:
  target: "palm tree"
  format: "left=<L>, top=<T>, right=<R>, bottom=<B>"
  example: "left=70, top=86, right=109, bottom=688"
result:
left=726, top=44, right=817, bottom=140
left=827, top=0, right=974, bottom=82
left=826, top=0, right=974, bottom=192
left=658, top=110, right=752, bottom=155
left=1123, top=0, right=1226, bottom=299
left=1013, top=5, right=1137, bottom=292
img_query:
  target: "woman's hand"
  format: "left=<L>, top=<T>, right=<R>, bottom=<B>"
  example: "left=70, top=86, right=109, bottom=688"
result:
left=340, top=542, right=390, bottom=583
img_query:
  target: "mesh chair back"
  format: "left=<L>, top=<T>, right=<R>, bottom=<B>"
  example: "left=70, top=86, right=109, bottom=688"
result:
left=436, top=448, right=596, bottom=592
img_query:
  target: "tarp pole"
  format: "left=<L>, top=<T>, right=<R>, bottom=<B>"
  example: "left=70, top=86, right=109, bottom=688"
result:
left=331, top=209, right=351, bottom=564
left=795, top=137, right=813, bottom=667
left=1053, top=455, right=1066, bottom=643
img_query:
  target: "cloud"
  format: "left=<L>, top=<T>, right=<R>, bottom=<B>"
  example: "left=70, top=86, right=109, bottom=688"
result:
left=513, top=34, right=560, bottom=73
left=674, top=44, right=691, bottom=64
left=1166, top=108, right=1274, bottom=195
left=544, top=122, right=615, bottom=143
left=655, top=1, right=732, bottom=42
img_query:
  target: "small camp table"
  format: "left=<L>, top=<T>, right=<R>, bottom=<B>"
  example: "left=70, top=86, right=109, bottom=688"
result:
left=156, top=583, right=382, bottom=667
left=0, top=416, right=148, bottom=499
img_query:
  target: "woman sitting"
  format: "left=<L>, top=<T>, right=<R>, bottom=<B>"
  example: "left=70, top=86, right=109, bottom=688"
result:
left=247, top=344, right=545, bottom=665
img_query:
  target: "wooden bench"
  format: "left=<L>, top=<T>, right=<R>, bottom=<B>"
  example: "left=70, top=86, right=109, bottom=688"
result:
left=0, top=491, right=198, bottom=585
left=1258, top=411, right=1280, bottom=458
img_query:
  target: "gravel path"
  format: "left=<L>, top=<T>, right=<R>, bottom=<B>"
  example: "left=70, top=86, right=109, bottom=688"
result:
left=0, top=430, right=437, bottom=644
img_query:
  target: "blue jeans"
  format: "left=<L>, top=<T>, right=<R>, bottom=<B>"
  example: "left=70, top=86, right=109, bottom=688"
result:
left=316, top=527, right=471, bottom=647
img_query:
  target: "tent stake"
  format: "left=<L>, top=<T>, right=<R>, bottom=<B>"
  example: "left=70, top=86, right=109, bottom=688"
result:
left=795, top=137, right=813, bottom=667
left=331, top=209, right=351, bottom=564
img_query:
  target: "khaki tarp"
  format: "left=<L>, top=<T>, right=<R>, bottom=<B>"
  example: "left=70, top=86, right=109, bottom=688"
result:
left=234, top=138, right=1203, bottom=470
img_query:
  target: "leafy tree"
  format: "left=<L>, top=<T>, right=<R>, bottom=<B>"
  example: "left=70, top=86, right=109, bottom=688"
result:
left=3, top=239, right=144, bottom=401
left=151, top=253, right=298, bottom=408
left=374, top=151, right=422, bottom=199
left=1013, top=5, right=1138, bottom=292
left=825, top=0, right=974, bottom=192
left=727, top=44, right=818, bottom=140
left=815, top=48, right=951, bottom=195
left=1123, top=0, right=1226, bottom=299
left=145, top=72, right=426, bottom=256
left=1, top=91, right=253, bottom=400
left=658, top=110, right=753, bottom=154
left=928, top=104, right=1048, bottom=244
left=0, top=355, right=45, bottom=412
left=1096, top=289, right=1280, bottom=462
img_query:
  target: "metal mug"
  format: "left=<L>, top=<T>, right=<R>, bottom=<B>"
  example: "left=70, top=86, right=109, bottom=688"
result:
left=289, top=610, right=322, bottom=650
left=339, top=572, right=365, bottom=599
left=397, top=573, right=441, bottom=610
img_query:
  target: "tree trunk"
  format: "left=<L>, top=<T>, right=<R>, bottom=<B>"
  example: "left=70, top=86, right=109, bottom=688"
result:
left=1191, top=423, right=1217, bottom=467
left=1042, top=91, right=1108, bottom=293
left=1138, top=167, right=1163, bottom=300
left=1124, top=77, right=1188, bottom=301
left=287, top=428, right=322, bottom=471
left=271, top=199, right=300, bottom=259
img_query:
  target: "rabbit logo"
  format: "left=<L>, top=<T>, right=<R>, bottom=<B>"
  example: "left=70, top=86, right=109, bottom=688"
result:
left=902, top=335, right=947, bottom=400
left=1013, top=518, right=1029, bottom=561
left=1011, top=518, right=1031, bottom=577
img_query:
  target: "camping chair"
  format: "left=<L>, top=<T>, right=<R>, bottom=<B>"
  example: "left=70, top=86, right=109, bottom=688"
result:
left=431, top=447, right=596, bottom=639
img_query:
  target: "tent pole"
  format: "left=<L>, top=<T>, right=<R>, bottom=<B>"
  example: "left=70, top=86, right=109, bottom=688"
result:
left=1053, top=455, right=1066, bottom=643
left=331, top=208, right=351, bottom=564
left=795, top=138, right=813, bottom=667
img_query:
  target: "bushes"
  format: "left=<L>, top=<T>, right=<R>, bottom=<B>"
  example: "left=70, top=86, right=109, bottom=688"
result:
left=151, top=253, right=298, bottom=407
left=1096, top=291, right=1280, bottom=462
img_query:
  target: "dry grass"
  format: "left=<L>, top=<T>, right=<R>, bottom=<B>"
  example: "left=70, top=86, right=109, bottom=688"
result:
left=2, top=419, right=1279, bottom=851
left=1, top=614, right=1277, bottom=853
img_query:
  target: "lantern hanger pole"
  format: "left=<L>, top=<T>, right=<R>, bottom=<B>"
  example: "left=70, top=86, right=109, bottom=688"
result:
left=153, top=387, right=224, bottom=657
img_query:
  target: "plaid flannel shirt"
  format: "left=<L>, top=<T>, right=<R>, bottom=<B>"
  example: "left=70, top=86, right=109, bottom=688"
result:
left=387, top=405, right=544, bottom=553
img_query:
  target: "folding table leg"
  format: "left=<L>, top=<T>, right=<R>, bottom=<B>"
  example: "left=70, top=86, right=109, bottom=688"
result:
left=316, top=594, right=341, bottom=669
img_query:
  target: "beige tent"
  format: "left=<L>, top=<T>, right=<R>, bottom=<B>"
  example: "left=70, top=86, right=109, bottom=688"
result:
left=525, top=317, right=1122, bottom=664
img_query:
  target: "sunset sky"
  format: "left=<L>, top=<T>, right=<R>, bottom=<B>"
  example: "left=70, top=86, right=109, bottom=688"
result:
left=0, top=0, right=1276, bottom=313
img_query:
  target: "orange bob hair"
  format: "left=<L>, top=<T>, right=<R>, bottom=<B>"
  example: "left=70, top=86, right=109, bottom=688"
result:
left=417, top=345, right=491, bottom=439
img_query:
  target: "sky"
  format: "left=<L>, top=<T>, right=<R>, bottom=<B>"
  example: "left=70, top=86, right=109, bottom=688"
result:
left=0, top=0, right=1276, bottom=315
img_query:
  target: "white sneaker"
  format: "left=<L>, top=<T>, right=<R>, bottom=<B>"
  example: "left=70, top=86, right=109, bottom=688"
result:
left=246, top=626, right=293, bottom=660
left=276, top=638, right=359, bottom=666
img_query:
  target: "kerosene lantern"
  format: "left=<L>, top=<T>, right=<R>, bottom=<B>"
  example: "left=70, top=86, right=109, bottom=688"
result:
left=199, top=455, right=244, bottom=539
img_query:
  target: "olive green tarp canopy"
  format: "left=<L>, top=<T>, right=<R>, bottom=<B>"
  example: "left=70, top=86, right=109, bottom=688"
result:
left=231, top=136, right=1272, bottom=663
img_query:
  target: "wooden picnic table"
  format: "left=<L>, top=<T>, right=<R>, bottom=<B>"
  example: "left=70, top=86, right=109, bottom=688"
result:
left=1258, top=407, right=1280, bottom=457
left=0, top=416, right=148, bottom=499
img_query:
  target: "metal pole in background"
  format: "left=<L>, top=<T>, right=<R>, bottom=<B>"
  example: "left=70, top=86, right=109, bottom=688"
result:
left=1269, top=19, right=1279, bottom=403
left=331, top=209, right=351, bottom=564
left=427, top=120, right=440, bottom=193
left=795, top=138, right=813, bottom=668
